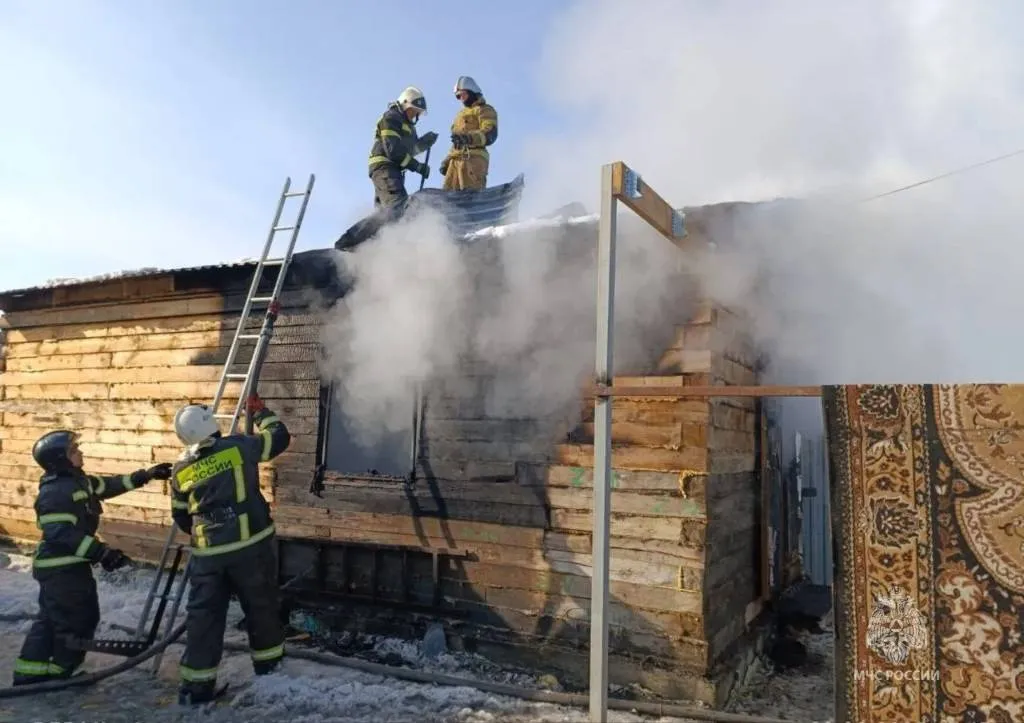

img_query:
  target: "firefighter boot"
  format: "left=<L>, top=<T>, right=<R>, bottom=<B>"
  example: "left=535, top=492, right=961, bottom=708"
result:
left=178, top=681, right=229, bottom=706
left=253, top=658, right=282, bottom=676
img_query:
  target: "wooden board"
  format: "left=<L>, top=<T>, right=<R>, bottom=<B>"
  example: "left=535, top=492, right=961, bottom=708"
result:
left=3, top=311, right=322, bottom=347
left=0, top=397, right=319, bottom=419
left=0, top=361, right=319, bottom=387
left=1, top=426, right=319, bottom=455
left=272, top=499, right=705, bottom=552
left=570, top=421, right=708, bottom=449
left=3, top=343, right=320, bottom=373
left=554, top=443, right=708, bottom=472
left=578, top=398, right=710, bottom=425
left=2, top=288, right=313, bottom=329
left=2, top=379, right=320, bottom=401
left=2, top=409, right=319, bottom=436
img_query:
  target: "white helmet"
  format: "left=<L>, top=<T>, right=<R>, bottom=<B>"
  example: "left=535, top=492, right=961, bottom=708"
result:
left=397, top=86, right=427, bottom=116
left=174, top=404, right=219, bottom=446
left=454, top=76, right=482, bottom=96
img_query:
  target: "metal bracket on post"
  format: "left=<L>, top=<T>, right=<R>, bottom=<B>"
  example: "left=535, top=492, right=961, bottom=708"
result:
left=621, top=168, right=642, bottom=199
left=671, top=209, right=686, bottom=238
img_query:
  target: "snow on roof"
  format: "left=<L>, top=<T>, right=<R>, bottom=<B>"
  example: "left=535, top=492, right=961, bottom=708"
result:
left=461, top=213, right=599, bottom=241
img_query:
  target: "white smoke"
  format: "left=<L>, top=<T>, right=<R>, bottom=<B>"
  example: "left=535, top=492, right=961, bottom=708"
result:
left=320, top=204, right=689, bottom=448
left=319, top=206, right=472, bottom=445
left=523, top=0, right=1024, bottom=385
left=322, top=0, right=1024, bottom=451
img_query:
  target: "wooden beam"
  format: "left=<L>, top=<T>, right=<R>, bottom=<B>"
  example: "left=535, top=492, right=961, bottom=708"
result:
left=610, top=161, right=685, bottom=244
left=591, top=384, right=822, bottom=398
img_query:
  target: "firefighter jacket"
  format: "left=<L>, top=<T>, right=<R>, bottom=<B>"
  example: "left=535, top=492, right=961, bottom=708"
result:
left=32, top=468, right=153, bottom=571
left=169, top=408, right=290, bottom=557
left=446, top=97, right=498, bottom=162
left=368, top=102, right=424, bottom=176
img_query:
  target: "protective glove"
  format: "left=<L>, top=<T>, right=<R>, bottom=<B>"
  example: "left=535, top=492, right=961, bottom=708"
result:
left=418, top=131, right=439, bottom=150
left=146, top=462, right=173, bottom=481
left=129, top=461, right=170, bottom=487
left=439, top=157, right=450, bottom=176
left=451, top=133, right=472, bottom=149
left=246, top=394, right=266, bottom=415
left=99, top=547, right=131, bottom=572
left=409, top=160, right=430, bottom=180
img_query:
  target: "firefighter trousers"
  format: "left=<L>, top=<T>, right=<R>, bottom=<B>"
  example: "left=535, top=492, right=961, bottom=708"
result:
left=178, top=538, right=284, bottom=698
left=371, top=166, right=409, bottom=221
left=13, top=564, right=99, bottom=685
left=442, top=153, right=488, bottom=191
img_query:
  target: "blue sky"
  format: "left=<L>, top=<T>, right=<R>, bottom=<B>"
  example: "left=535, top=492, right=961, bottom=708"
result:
left=0, top=0, right=574, bottom=292
left=5, top=1, right=1024, bottom=296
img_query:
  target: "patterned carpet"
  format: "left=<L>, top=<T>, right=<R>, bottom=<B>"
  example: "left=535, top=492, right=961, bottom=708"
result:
left=824, top=384, right=1024, bottom=723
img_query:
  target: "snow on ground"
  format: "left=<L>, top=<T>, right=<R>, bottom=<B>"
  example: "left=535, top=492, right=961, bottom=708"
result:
left=729, top=612, right=836, bottom=722
left=0, top=550, right=834, bottom=722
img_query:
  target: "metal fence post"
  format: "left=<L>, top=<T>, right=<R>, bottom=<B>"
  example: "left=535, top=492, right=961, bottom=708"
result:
left=589, top=162, right=618, bottom=721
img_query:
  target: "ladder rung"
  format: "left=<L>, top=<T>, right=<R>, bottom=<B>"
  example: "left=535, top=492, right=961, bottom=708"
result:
left=273, top=225, right=295, bottom=232
left=239, top=334, right=261, bottom=340
left=284, top=191, right=307, bottom=198
left=251, top=296, right=275, bottom=303
left=226, top=373, right=248, bottom=379
left=214, top=414, right=236, bottom=419
left=261, top=258, right=285, bottom=266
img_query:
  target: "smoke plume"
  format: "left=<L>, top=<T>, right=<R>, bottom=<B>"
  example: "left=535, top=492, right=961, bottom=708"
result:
left=320, top=203, right=689, bottom=449
left=322, top=0, right=1024, bottom=453
left=526, top=0, right=1024, bottom=386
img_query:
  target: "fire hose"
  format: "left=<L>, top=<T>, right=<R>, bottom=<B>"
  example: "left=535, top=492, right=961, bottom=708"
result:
left=222, top=641, right=792, bottom=723
left=0, top=583, right=790, bottom=722
left=0, top=621, right=188, bottom=699
left=0, top=561, right=317, bottom=700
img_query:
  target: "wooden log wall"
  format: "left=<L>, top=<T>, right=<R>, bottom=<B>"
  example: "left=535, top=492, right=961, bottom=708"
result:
left=272, top=293, right=766, bottom=705
left=0, top=218, right=773, bottom=705
left=0, top=268, right=322, bottom=560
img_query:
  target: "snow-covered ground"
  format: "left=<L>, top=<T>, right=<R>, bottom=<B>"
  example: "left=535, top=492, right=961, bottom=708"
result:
left=0, top=550, right=835, bottom=722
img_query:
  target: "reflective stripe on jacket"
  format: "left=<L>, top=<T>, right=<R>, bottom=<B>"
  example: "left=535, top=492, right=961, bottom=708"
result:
left=32, top=469, right=147, bottom=570
left=368, top=102, right=420, bottom=175
left=169, top=408, right=290, bottom=557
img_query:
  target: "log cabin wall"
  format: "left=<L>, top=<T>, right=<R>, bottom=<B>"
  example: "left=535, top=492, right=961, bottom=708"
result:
left=273, top=210, right=771, bottom=706
left=0, top=255, right=328, bottom=560
left=0, top=205, right=779, bottom=708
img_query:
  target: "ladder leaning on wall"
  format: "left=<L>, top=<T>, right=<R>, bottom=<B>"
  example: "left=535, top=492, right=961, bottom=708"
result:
left=132, top=174, right=316, bottom=673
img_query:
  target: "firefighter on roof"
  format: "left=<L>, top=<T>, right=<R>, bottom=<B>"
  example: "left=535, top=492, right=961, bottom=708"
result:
left=12, top=430, right=172, bottom=686
left=440, top=76, right=498, bottom=191
left=368, top=86, right=438, bottom=220
left=169, top=394, right=291, bottom=705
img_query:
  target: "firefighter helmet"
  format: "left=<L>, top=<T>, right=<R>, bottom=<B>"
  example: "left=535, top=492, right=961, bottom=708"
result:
left=32, top=430, right=80, bottom=473
left=397, top=86, right=427, bottom=116
left=173, top=404, right=220, bottom=445
left=453, top=76, right=482, bottom=96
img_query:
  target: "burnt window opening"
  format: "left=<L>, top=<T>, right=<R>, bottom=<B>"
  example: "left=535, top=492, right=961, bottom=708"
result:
left=319, top=380, right=420, bottom=480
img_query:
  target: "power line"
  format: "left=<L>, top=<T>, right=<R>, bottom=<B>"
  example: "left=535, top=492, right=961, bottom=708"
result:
left=859, top=146, right=1024, bottom=203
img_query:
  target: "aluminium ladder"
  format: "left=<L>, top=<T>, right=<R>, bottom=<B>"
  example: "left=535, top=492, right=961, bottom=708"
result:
left=132, top=174, right=316, bottom=674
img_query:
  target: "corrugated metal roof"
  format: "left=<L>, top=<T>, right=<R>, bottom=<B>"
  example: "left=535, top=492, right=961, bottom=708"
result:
left=416, top=172, right=526, bottom=236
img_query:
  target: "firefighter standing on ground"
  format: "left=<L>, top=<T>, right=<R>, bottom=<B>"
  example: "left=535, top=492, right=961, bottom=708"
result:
left=169, top=393, right=291, bottom=705
left=12, top=431, right=172, bottom=686
left=440, top=76, right=499, bottom=191
left=368, top=86, right=438, bottom=219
